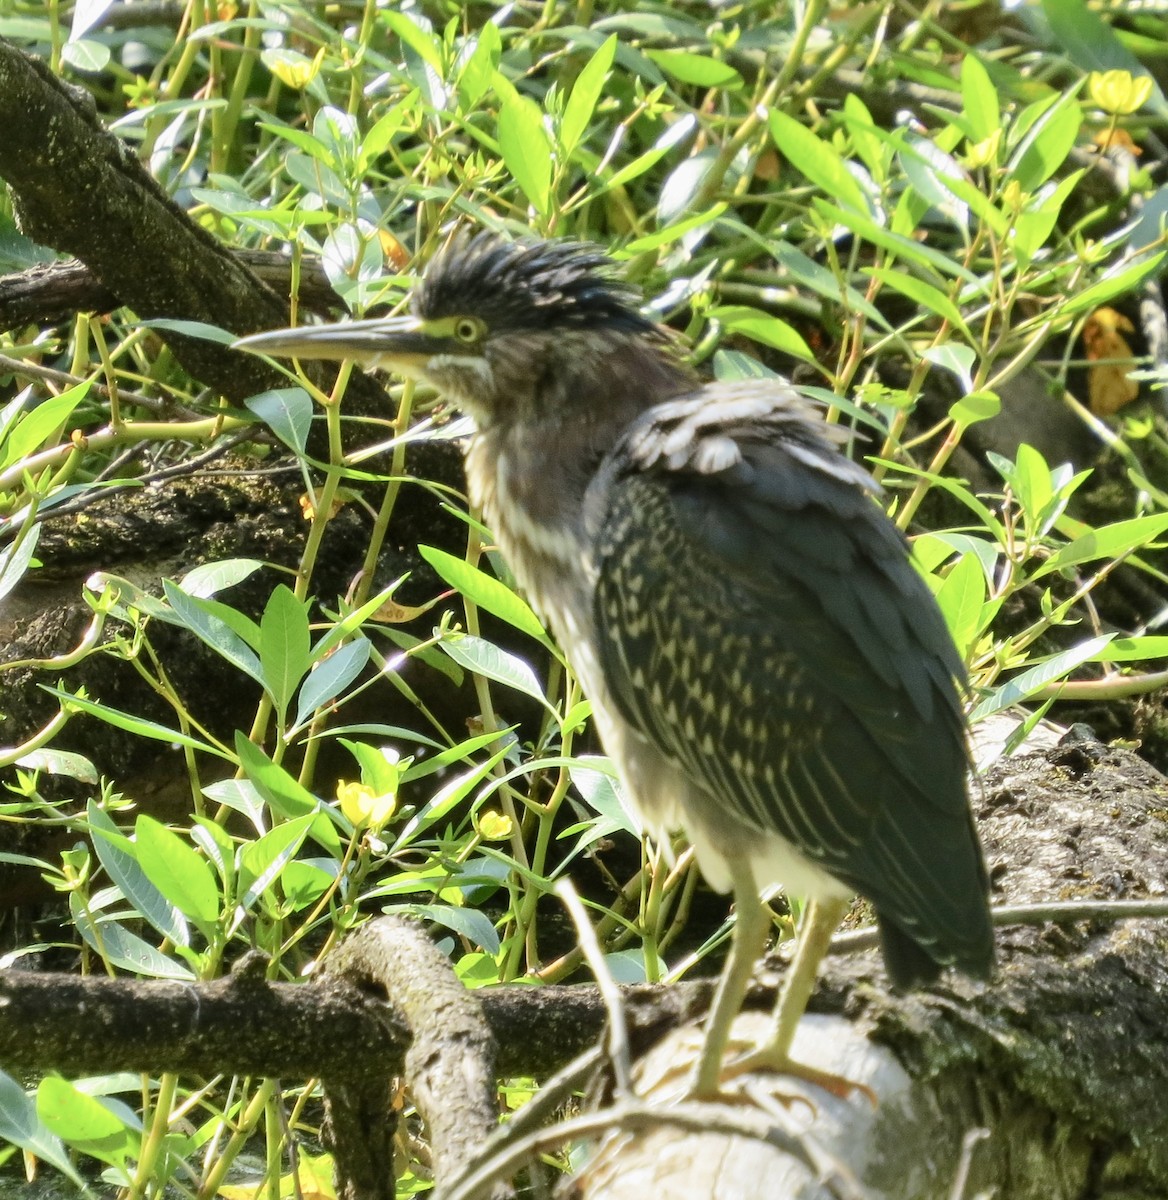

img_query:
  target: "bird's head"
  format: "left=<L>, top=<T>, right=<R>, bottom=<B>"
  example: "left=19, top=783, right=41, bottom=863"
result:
left=235, top=233, right=678, bottom=427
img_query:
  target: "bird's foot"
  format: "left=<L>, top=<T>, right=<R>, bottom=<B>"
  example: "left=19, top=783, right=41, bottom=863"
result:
left=714, top=1045, right=877, bottom=1107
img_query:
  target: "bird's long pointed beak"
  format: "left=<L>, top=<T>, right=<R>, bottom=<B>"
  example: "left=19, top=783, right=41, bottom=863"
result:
left=233, top=316, right=432, bottom=373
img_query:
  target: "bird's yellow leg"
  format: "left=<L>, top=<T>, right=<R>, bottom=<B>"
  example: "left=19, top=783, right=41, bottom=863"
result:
left=725, top=894, right=871, bottom=1100
left=691, top=858, right=770, bottom=1098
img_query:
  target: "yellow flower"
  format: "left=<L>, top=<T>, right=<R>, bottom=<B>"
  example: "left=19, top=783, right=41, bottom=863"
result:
left=963, top=130, right=1001, bottom=169
left=477, top=810, right=513, bottom=840
left=1088, top=70, right=1153, bottom=116
left=337, top=780, right=396, bottom=831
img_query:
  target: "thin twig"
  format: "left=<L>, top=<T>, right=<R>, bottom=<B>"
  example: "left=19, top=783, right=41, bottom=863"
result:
left=555, top=879, right=632, bottom=1099
left=829, top=899, right=1168, bottom=957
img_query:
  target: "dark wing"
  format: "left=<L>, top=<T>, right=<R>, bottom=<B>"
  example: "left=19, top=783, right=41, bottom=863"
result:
left=588, top=385, right=993, bottom=985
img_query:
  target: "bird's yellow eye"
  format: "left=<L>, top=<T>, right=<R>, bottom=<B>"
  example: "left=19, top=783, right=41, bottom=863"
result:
left=453, top=317, right=483, bottom=343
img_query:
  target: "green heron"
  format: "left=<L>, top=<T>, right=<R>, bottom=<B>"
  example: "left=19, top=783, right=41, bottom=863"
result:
left=236, top=234, right=994, bottom=1097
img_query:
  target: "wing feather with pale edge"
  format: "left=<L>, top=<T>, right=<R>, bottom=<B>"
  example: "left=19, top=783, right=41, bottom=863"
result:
left=588, top=385, right=993, bottom=983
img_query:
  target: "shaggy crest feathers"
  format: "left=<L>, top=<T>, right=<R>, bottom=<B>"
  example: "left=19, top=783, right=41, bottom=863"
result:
left=415, top=232, right=659, bottom=337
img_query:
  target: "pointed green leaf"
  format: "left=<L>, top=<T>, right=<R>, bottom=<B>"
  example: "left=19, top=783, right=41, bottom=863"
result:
left=708, top=305, right=815, bottom=361
left=245, top=388, right=313, bottom=454
left=1033, top=513, right=1168, bottom=578
left=961, top=54, right=1000, bottom=143
left=561, top=35, right=617, bottom=157
left=438, top=633, right=550, bottom=708
left=971, top=635, right=1115, bottom=719
left=769, top=110, right=868, bottom=215
left=294, top=638, right=372, bottom=728
left=162, top=582, right=262, bottom=681
left=495, top=78, right=552, bottom=217
left=134, top=815, right=220, bottom=927
left=259, top=584, right=312, bottom=722
left=420, top=545, right=548, bottom=642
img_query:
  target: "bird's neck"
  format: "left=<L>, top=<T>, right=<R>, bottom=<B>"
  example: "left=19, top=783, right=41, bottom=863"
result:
left=464, top=338, right=692, bottom=616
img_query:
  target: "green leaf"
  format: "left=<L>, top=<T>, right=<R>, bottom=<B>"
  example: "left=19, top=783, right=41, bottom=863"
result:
left=921, top=343, right=976, bottom=391
left=393, top=902, right=500, bottom=954
left=70, top=895, right=195, bottom=979
left=773, top=241, right=890, bottom=329
left=961, top=54, right=1000, bottom=143
left=438, top=633, right=551, bottom=708
left=420, top=545, right=549, bottom=642
left=868, top=268, right=969, bottom=336
left=87, top=802, right=189, bottom=946
left=138, top=318, right=235, bottom=344
left=712, top=349, right=780, bottom=381
left=14, top=745, right=98, bottom=784
left=359, top=92, right=419, bottom=168
left=245, top=388, right=313, bottom=454
left=399, top=727, right=515, bottom=784
left=1033, top=513, right=1168, bottom=578
left=457, top=25, right=499, bottom=109
left=259, top=584, right=312, bottom=723
left=0, top=524, right=40, bottom=604
left=178, top=557, right=265, bottom=599
left=841, top=93, right=885, bottom=181
left=234, top=736, right=341, bottom=855
left=339, top=738, right=405, bottom=795
left=383, top=9, right=444, bottom=72
left=709, top=305, right=815, bottom=361
left=234, top=733, right=310, bottom=818
left=61, top=37, right=110, bottom=73
left=258, top=120, right=332, bottom=161
left=914, top=531, right=1000, bottom=585
left=134, top=815, right=220, bottom=927
left=646, top=49, right=742, bottom=89
left=282, top=858, right=337, bottom=910
left=202, top=777, right=267, bottom=834
left=971, top=635, right=1114, bottom=719
left=1010, top=93, right=1082, bottom=193
left=495, top=78, right=552, bottom=217
left=36, top=1078, right=138, bottom=1170
left=949, top=390, right=1001, bottom=428
left=1058, top=250, right=1167, bottom=317
left=191, top=816, right=236, bottom=891
left=162, top=582, right=263, bottom=682
left=560, top=35, right=617, bottom=157
left=294, top=638, right=372, bottom=728
left=2, top=381, right=90, bottom=467
left=1089, top=636, right=1168, bottom=662
left=0, top=1071, right=84, bottom=1187
left=237, top=813, right=316, bottom=916
left=42, top=687, right=229, bottom=758
left=933, top=551, right=987, bottom=658
left=391, top=744, right=511, bottom=852
left=898, top=135, right=969, bottom=230
left=813, top=197, right=980, bottom=282
left=1010, top=171, right=1082, bottom=265
left=601, top=114, right=695, bottom=192
left=768, top=110, right=868, bottom=216
left=570, top=757, right=639, bottom=838
left=624, top=203, right=727, bottom=252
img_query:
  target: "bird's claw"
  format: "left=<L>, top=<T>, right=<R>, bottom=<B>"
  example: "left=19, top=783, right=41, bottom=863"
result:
left=715, top=1047, right=878, bottom=1108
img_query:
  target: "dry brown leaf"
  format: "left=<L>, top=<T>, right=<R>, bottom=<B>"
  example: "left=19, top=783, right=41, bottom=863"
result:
left=370, top=595, right=441, bottom=623
left=1083, top=306, right=1140, bottom=416
left=379, top=230, right=411, bottom=271
left=1092, top=126, right=1142, bottom=156
left=299, top=493, right=347, bottom=521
